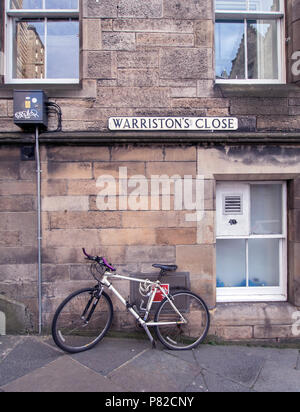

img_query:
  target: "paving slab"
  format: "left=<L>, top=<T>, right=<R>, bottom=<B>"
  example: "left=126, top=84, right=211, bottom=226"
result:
left=108, top=348, right=200, bottom=392
left=1, top=356, right=126, bottom=392
left=253, top=363, right=300, bottom=392
left=71, top=337, right=150, bottom=376
left=0, top=336, right=23, bottom=361
left=185, top=369, right=251, bottom=392
left=0, top=337, right=62, bottom=387
left=193, top=345, right=265, bottom=387
left=234, top=346, right=299, bottom=369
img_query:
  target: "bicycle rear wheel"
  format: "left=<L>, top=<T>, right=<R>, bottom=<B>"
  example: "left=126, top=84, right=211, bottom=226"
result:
left=154, top=290, right=210, bottom=350
left=52, top=288, right=113, bottom=353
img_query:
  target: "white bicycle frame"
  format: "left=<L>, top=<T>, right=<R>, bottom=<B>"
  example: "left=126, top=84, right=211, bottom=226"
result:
left=99, top=271, right=187, bottom=344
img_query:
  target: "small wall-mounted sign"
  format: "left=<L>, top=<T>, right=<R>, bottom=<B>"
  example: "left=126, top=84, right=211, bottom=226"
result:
left=108, top=117, right=238, bottom=131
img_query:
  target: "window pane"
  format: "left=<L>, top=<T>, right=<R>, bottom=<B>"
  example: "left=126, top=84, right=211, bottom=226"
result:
left=13, top=20, right=45, bottom=79
left=248, top=239, right=280, bottom=286
left=215, top=1, right=247, bottom=10
left=45, top=0, right=79, bottom=9
left=11, top=0, right=42, bottom=9
left=250, top=184, right=282, bottom=234
left=46, top=20, right=79, bottom=79
left=247, top=20, right=278, bottom=79
left=215, top=0, right=280, bottom=12
left=248, top=0, right=280, bottom=12
left=215, top=21, right=245, bottom=79
left=216, top=239, right=246, bottom=287
left=10, top=0, right=78, bottom=9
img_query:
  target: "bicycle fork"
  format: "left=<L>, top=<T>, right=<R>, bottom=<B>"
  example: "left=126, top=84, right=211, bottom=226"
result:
left=81, top=286, right=103, bottom=325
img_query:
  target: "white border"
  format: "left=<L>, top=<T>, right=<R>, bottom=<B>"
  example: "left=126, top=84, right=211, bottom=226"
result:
left=215, top=0, right=286, bottom=84
left=4, top=0, right=79, bottom=84
left=216, top=181, right=287, bottom=303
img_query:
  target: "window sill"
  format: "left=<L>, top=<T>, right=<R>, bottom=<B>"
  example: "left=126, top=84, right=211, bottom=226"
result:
left=214, top=82, right=300, bottom=98
left=216, top=291, right=287, bottom=303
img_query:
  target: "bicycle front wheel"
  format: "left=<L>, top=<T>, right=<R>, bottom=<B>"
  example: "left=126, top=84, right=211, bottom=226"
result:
left=154, top=290, right=210, bottom=350
left=52, top=288, right=113, bottom=353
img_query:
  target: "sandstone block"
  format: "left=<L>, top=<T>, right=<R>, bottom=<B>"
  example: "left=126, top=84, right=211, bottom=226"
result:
left=156, top=228, right=197, bottom=245
left=125, top=245, right=175, bottom=263
left=0, top=231, right=21, bottom=247
left=195, top=20, right=214, bottom=47
left=122, top=211, right=179, bottom=228
left=82, top=18, right=102, bottom=50
left=136, top=33, right=194, bottom=47
left=210, top=326, right=253, bottom=340
left=146, top=161, right=196, bottom=177
left=164, top=146, right=196, bottom=162
left=47, top=162, right=92, bottom=180
left=44, top=229, right=102, bottom=248
left=163, top=0, right=212, bottom=19
left=254, top=325, right=295, bottom=339
left=42, top=196, right=89, bottom=212
left=0, top=196, right=35, bottom=212
left=97, top=87, right=169, bottom=108
left=99, top=228, right=156, bottom=245
left=0, top=162, right=19, bottom=180
left=160, top=48, right=212, bottom=80
left=83, top=0, right=118, bottom=18
left=47, top=146, right=110, bottom=162
left=117, top=50, right=159, bottom=68
left=111, top=146, right=163, bottom=162
left=176, top=244, right=215, bottom=276
left=49, top=211, right=122, bottom=229
left=117, top=69, right=159, bottom=87
left=113, top=18, right=193, bottom=33
left=118, top=0, right=163, bottom=18
left=83, top=51, right=116, bottom=79
left=102, top=32, right=136, bottom=51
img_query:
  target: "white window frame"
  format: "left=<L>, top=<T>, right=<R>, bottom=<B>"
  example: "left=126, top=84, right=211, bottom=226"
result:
left=216, top=181, right=287, bottom=303
left=214, top=0, right=286, bottom=84
left=4, top=0, right=80, bottom=84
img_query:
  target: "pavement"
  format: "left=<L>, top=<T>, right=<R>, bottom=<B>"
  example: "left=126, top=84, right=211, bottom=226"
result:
left=0, top=334, right=300, bottom=393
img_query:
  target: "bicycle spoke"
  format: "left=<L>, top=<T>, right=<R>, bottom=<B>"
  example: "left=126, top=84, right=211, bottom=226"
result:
left=52, top=289, right=113, bottom=353
left=154, top=291, right=210, bottom=350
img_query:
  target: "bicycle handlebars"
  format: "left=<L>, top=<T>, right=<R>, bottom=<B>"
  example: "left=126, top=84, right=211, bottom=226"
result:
left=82, top=248, right=116, bottom=272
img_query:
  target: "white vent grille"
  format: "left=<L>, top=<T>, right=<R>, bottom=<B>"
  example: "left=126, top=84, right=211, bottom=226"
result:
left=223, top=195, right=242, bottom=215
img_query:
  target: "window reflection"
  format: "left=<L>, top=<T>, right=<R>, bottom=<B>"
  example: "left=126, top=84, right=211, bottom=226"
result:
left=47, top=20, right=79, bottom=79
left=10, top=0, right=78, bottom=9
left=14, top=20, right=45, bottom=79
left=11, top=0, right=42, bottom=8
left=247, top=20, right=278, bottom=79
left=45, top=0, right=78, bottom=9
left=13, top=19, right=79, bottom=79
left=215, top=21, right=245, bottom=79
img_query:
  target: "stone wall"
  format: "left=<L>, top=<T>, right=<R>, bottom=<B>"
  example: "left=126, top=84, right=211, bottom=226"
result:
left=0, top=0, right=300, bottom=132
left=0, top=145, right=37, bottom=331
left=0, top=142, right=299, bottom=341
left=40, top=143, right=215, bottom=330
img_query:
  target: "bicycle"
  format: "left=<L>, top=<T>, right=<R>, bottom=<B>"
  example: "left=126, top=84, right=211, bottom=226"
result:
left=51, top=248, right=210, bottom=353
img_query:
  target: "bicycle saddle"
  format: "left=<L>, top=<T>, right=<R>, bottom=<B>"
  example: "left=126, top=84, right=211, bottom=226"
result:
left=152, top=264, right=178, bottom=272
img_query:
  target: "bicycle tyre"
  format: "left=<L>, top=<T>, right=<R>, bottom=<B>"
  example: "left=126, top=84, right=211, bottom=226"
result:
left=154, top=290, right=210, bottom=350
left=52, top=288, right=113, bottom=353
